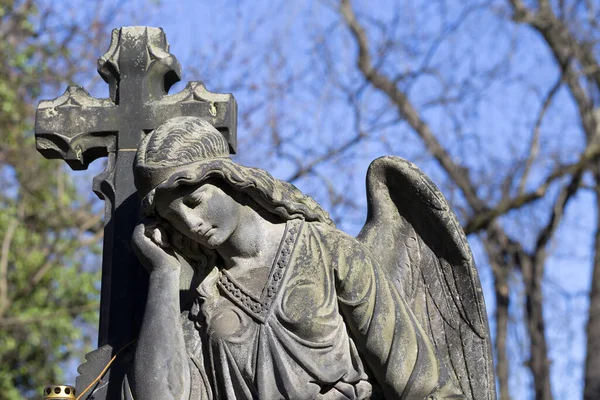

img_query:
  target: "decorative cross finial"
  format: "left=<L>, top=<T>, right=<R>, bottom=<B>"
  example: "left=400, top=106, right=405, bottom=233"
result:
left=36, top=26, right=236, bottom=170
left=34, top=26, right=237, bottom=399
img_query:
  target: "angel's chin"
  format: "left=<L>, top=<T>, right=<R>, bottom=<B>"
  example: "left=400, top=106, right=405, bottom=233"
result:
left=201, top=231, right=223, bottom=249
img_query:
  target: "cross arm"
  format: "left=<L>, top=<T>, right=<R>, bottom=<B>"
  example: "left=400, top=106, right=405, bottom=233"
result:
left=35, top=86, right=119, bottom=170
left=147, top=81, right=238, bottom=153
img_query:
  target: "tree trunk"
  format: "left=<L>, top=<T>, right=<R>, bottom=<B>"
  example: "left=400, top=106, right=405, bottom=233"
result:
left=484, top=235, right=511, bottom=400
left=522, top=256, right=553, bottom=400
left=495, top=269, right=511, bottom=400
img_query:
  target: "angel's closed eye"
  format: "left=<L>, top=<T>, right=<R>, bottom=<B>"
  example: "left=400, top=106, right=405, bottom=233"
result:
left=185, top=188, right=206, bottom=208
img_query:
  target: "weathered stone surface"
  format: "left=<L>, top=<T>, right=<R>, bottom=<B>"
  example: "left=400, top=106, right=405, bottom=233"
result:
left=35, top=26, right=495, bottom=399
left=130, top=116, right=496, bottom=399
left=35, top=27, right=236, bottom=399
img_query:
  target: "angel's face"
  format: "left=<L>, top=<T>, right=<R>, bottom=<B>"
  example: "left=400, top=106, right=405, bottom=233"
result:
left=155, top=180, right=243, bottom=249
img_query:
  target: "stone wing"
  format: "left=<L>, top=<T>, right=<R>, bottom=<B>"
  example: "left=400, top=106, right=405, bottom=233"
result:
left=357, top=156, right=496, bottom=400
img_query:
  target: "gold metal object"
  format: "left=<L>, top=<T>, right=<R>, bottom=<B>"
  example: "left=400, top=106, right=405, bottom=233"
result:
left=43, top=385, right=76, bottom=399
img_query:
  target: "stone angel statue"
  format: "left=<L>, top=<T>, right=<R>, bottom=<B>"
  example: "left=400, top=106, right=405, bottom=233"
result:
left=129, top=116, right=496, bottom=400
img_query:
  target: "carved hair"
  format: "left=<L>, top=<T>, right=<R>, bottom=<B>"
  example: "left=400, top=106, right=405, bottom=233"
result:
left=138, top=117, right=230, bottom=167
left=137, top=117, right=333, bottom=226
left=135, top=116, right=334, bottom=267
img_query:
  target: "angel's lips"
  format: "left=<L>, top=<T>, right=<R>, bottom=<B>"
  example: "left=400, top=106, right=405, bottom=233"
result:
left=194, top=227, right=214, bottom=237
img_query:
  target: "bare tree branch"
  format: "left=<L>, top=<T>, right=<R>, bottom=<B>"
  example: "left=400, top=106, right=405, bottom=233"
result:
left=339, top=0, right=486, bottom=212
left=286, top=131, right=366, bottom=182
left=465, top=145, right=599, bottom=234
left=518, top=76, right=564, bottom=195
left=525, top=170, right=583, bottom=400
left=510, top=1, right=598, bottom=141
left=534, top=172, right=583, bottom=261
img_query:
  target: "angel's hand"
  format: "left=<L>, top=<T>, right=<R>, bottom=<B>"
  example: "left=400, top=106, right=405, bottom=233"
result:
left=132, top=221, right=180, bottom=273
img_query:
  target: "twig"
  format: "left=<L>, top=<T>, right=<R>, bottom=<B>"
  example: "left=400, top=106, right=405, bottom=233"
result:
left=465, top=144, right=600, bottom=234
left=518, top=75, right=564, bottom=195
left=339, top=0, right=486, bottom=212
left=533, top=171, right=583, bottom=262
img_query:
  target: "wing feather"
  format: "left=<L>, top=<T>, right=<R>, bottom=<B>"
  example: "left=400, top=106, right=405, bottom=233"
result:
left=357, top=156, right=495, bottom=400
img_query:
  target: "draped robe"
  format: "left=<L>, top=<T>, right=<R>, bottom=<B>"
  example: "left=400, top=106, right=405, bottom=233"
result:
left=182, top=219, right=463, bottom=399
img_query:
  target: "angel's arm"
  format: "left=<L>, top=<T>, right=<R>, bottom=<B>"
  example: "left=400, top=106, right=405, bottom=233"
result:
left=333, top=235, right=444, bottom=398
left=131, top=223, right=192, bottom=400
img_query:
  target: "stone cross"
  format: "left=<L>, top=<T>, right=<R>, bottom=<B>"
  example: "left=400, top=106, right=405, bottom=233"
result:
left=35, top=27, right=237, bottom=399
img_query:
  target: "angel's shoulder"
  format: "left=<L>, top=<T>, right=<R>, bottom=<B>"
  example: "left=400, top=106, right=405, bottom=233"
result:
left=304, top=221, right=375, bottom=261
left=304, top=220, right=355, bottom=245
